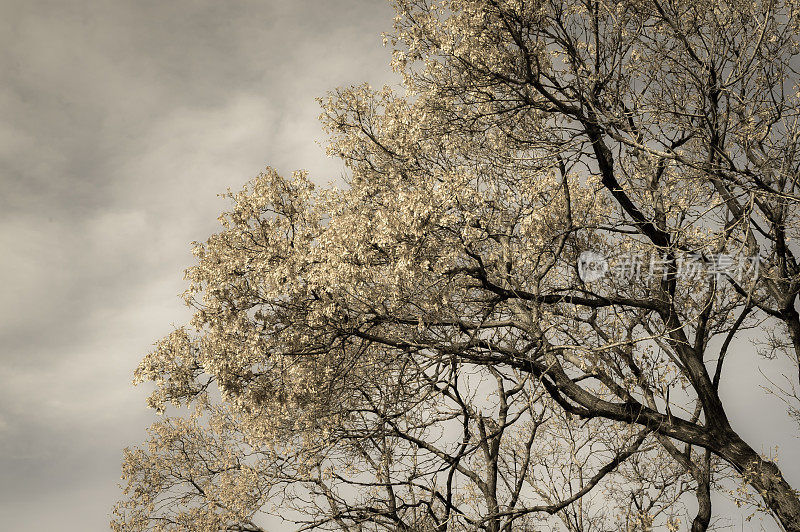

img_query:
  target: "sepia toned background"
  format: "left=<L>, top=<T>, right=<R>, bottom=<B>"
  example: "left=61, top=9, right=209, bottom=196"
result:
left=1, top=0, right=798, bottom=530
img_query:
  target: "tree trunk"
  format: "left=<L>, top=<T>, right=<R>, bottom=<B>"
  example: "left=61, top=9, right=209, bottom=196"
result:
left=781, top=307, right=800, bottom=386
left=691, top=472, right=711, bottom=532
left=718, top=429, right=800, bottom=531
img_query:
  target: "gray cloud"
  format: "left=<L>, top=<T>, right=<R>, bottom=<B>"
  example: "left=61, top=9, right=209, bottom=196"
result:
left=0, top=0, right=393, bottom=529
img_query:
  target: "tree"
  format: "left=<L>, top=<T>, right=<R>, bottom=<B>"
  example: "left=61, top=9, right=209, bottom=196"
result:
left=115, top=0, right=800, bottom=530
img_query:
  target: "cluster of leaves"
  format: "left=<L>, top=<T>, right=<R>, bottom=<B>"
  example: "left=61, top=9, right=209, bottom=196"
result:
left=116, top=0, right=800, bottom=530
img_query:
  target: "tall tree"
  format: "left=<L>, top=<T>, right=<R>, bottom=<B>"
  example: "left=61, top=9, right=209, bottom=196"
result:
left=115, top=0, right=800, bottom=530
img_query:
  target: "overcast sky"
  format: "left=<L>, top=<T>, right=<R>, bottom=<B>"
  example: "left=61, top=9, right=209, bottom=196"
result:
left=0, top=0, right=394, bottom=529
left=1, top=1, right=799, bottom=531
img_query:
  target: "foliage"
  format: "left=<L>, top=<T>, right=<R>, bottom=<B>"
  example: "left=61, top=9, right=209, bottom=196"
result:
left=115, top=0, right=800, bottom=530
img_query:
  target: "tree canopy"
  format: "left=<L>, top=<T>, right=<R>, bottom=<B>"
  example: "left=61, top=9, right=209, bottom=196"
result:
left=115, top=0, right=800, bottom=530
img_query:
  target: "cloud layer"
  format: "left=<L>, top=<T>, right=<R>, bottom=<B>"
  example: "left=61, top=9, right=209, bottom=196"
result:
left=0, top=0, right=393, bottom=529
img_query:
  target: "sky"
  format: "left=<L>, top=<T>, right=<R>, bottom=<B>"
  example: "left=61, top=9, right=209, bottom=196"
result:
left=1, top=1, right=799, bottom=531
left=0, top=0, right=394, bottom=529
